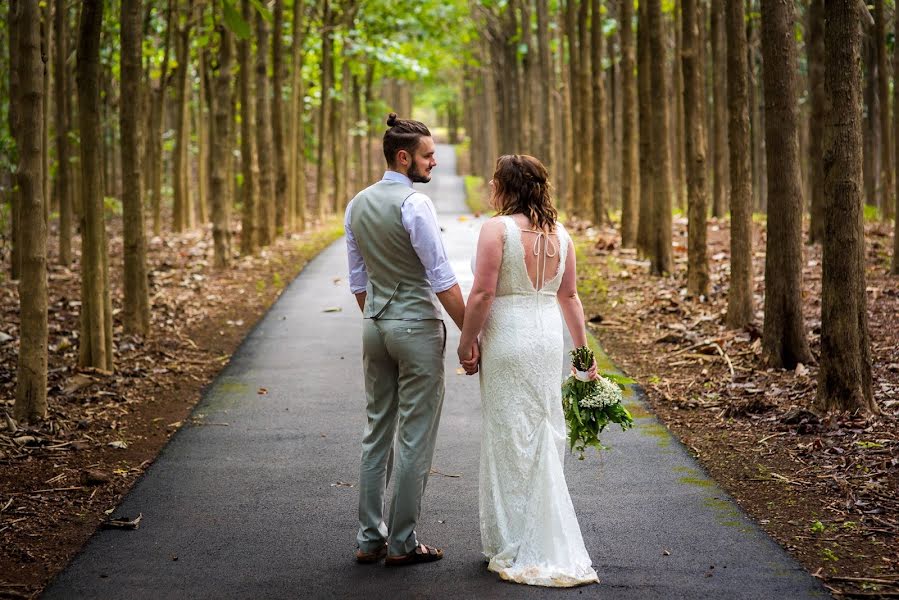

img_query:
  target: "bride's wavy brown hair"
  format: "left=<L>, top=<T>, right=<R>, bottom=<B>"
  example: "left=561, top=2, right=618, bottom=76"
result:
left=491, top=154, right=557, bottom=232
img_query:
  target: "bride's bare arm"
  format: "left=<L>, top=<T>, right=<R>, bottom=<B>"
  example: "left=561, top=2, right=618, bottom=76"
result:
left=557, top=239, right=589, bottom=349
left=458, top=219, right=505, bottom=362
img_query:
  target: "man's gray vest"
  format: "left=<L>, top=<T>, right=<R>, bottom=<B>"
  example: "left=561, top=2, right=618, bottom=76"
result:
left=349, top=180, right=443, bottom=320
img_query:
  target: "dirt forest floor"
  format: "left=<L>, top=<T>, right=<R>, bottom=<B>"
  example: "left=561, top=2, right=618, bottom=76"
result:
left=572, top=216, right=898, bottom=599
left=0, top=217, right=343, bottom=598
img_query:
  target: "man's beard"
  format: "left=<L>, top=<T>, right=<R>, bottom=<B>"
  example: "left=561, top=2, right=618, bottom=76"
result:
left=408, top=161, right=431, bottom=183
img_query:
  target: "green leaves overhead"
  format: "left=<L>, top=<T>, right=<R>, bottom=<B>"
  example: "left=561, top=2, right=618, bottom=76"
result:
left=221, top=0, right=273, bottom=40
left=222, top=1, right=251, bottom=40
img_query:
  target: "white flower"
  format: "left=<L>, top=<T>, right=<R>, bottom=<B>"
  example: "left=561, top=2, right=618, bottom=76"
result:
left=578, top=376, right=623, bottom=409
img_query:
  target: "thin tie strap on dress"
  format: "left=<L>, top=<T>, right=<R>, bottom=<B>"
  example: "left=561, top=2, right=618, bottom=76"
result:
left=522, top=228, right=558, bottom=291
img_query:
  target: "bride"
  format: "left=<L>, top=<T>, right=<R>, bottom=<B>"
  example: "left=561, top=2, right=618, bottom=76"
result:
left=457, top=155, right=600, bottom=587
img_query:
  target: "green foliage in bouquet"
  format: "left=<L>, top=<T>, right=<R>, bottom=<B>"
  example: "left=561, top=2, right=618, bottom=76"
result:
left=562, top=346, right=635, bottom=458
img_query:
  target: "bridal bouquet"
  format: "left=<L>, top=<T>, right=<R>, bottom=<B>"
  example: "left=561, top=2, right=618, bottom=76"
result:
left=561, top=345, right=634, bottom=458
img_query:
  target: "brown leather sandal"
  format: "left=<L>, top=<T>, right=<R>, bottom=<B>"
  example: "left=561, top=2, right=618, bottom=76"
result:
left=355, top=543, right=388, bottom=564
left=384, top=543, right=444, bottom=567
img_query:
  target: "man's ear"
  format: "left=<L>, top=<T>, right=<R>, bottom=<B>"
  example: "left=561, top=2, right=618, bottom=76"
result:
left=397, top=149, right=409, bottom=166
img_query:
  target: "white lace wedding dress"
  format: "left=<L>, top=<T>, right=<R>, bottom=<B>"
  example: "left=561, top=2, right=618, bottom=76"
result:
left=478, top=216, right=599, bottom=587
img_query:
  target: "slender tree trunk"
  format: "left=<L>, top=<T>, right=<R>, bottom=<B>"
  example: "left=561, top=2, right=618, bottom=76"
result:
left=711, top=0, right=728, bottom=218
left=536, top=0, right=552, bottom=170
left=578, top=0, right=594, bottom=219
left=172, top=4, right=192, bottom=232
left=255, top=7, right=275, bottom=245
left=894, top=2, right=899, bottom=274
left=239, top=0, right=257, bottom=254
left=196, top=50, right=209, bottom=226
left=759, top=0, right=810, bottom=368
left=620, top=0, right=638, bottom=248
left=147, top=0, right=173, bottom=238
left=636, top=0, right=654, bottom=254
left=682, top=0, right=709, bottom=298
left=333, top=53, right=350, bottom=214
left=591, top=0, right=608, bottom=225
left=673, top=0, right=685, bottom=210
left=808, top=0, right=826, bottom=244
left=875, top=0, right=893, bottom=221
left=725, top=0, right=753, bottom=328
left=8, top=0, right=21, bottom=281
left=54, top=0, right=71, bottom=265
left=76, top=0, right=113, bottom=371
left=289, top=0, right=307, bottom=231
left=315, top=0, right=334, bottom=219
left=120, top=0, right=150, bottom=335
left=818, top=0, right=875, bottom=413
left=748, top=11, right=763, bottom=212
left=864, top=34, right=879, bottom=212
left=648, top=0, right=673, bottom=275
left=565, top=0, right=581, bottom=215
left=272, top=0, right=289, bottom=233
left=41, top=2, right=50, bottom=227
left=608, top=13, right=620, bottom=205
left=209, top=19, right=233, bottom=268
left=14, top=0, right=48, bottom=423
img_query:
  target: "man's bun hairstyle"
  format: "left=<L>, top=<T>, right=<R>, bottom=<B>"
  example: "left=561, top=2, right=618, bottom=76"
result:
left=383, top=113, right=431, bottom=167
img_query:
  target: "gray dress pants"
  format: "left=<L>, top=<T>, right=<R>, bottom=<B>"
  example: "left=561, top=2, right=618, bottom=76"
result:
left=356, top=318, right=446, bottom=555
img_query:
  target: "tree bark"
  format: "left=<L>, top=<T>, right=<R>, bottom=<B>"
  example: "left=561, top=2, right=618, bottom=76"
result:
left=535, top=1, right=552, bottom=172
left=673, top=0, right=685, bottom=210
left=54, top=0, right=72, bottom=265
left=289, top=0, right=307, bottom=231
left=14, top=0, right=48, bottom=423
left=272, top=0, right=289, bottom=233
left=172, top=2, right=193, bottom=233
left=648, top=0, right=673, bottom=275
left=196, top=49, right=209, bottom=226
left=120, top=0, right=151, bottom=336
left=578, top=0, right=594, bottom=219
left=759, top=0, right=810, bottom=369
left=895, top=0, right=899, bottom=274
left=682, top=0, right=709, bottom=298
left=8, top=0, right=21, bottom=281
left=711, top=0, right=728, bottom=218
left=255, top=6, right=275, bottom=245
left=875, top=0, right=893, bottom=220
left=147, top=0, right=173, bottom=237
left=76, top=0, right=113, bottom=371
left=863, top=34, right=879, bottom=212
left=209, top=17, right=233, bottom=268
left=818, top=0, right=875, bottom=413
left=239, top=0, right=258, bottom=255
left=808, top=0, right=826, bottom=244
left=41, top=2, right=50, bottom=226
left=619, top=0, right=638, bottom=248
left=315, top=0, right=334, bottom=219
left=725, top=0, right=753, bottom=328
left=636, top=0, right=654, bottom=255
left=591, top=0, right=608, bottom=225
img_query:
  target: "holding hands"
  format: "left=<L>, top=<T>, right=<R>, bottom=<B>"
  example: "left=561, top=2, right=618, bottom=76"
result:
left=458, top=340, right=480, bottom=375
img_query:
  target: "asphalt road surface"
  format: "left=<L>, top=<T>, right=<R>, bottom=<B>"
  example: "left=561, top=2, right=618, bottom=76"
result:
left=44, top=146, right=827, bottom=599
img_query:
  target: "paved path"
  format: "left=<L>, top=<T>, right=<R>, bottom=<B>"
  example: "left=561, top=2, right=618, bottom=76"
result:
left=45, top=146, right=827, bottom=599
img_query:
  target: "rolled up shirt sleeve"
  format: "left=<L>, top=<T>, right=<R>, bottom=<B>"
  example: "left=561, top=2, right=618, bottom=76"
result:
left=344, top=201, right=369, bottom=294
left=402, top=193, right=458, bottom=293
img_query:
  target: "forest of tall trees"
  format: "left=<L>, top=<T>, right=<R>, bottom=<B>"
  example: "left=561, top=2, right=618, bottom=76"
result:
left=2, top=0, right=468, bottom=421
left=3, top=0, right=898, bottom=424
left=460, top=0, right=897, bottom=416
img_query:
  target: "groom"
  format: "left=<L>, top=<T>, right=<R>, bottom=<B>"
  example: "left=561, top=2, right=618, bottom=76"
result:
left=345, top=113, right=473, bottom=566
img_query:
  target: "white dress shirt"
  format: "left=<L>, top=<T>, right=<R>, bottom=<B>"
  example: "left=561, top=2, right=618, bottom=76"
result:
left=345, top=171, right=458, bottom=295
